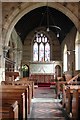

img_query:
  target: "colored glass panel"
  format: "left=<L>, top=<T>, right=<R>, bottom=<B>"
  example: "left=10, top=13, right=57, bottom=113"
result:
left=45, top=43, right=50, bottom=61
left=39, top=43, right=44, bottom=61
left=33, top=43, right=38, bottom=61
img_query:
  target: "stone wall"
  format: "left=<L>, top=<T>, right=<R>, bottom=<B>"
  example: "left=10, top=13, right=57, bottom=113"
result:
left=61, top=26, right=77, bottom=74
left=22, top=29, right=61, bottom=65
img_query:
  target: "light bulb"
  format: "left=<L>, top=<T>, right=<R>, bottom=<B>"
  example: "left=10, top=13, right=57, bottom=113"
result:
left=57, top=33, right=59, bottom=37
left=47, top=27, right=49, bottom=32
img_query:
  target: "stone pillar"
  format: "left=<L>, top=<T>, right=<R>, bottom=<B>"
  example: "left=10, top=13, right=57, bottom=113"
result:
left=0, top=55, right=5, bottom=84
left=0, top=2, right=5, bottom=84
left=0, top=46, right=10, bottom=83
left=0, top=45, right=6, bottom=83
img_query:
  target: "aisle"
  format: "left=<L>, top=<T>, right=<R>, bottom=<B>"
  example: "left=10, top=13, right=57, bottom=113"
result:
left=29, top=87, right=69, bottom=120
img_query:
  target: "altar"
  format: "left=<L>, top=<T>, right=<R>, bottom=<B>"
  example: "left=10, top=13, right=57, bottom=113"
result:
left=29, top=61, right=62, bottom=83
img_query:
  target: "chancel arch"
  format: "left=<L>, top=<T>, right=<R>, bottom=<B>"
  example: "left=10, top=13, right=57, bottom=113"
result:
left=3, top=2, right=79, bottom=48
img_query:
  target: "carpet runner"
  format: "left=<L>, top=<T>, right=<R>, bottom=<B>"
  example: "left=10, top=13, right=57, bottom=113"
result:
left=28, top=87, right=70, bottom=120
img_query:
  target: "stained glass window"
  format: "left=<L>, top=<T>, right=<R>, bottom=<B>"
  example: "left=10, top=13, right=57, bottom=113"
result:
left=33, top=33, right=50, bottom=62
left=39, top=43, right=44, bottom=61
left=45, top=43, right=50, bottom=61
left=33, top=43, right=38, bottom=61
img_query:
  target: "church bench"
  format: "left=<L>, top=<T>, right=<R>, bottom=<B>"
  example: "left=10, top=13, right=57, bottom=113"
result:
left=1, top=81, right=32, bottom=115
left=0, top=90, right=25, bottom=119
left=14, top=80, right=33, bottom=98
left=12, top=80, right=33, bottom=114
left=64, top=85, right=80, bottom=118
left=5, top=80, right=32, bottom=115
left=65, top=87, right=72, bottom=114
left=26, top=80, right=34, bottom=98
left=0, top=85, right=28, bottom=120
left=2, top=77, right=34, bottom=99
left=72, top=89, right=80, bottom=120
left=0, top=101, right=18, bottom=119
left=19, top=78, right=34, bottom=98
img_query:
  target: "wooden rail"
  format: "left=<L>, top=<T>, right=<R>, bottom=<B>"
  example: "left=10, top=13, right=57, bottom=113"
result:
left=67, top=73, right=80, bottom=84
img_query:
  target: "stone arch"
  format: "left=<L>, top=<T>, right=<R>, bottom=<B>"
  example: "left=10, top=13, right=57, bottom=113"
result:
left=3, top=2, right=79, bottom=47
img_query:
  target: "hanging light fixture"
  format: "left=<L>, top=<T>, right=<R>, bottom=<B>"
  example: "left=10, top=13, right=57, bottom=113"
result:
left=35, top=2, right=61, bottom=38
left=46, top=3, right=61, bottom=37
left=46, top=4, right=50, bottom=32
left=35, top=1, right=61, bottom=38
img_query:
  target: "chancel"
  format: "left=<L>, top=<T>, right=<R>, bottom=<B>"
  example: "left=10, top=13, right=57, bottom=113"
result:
left=0, top=1, right=80, bottom=120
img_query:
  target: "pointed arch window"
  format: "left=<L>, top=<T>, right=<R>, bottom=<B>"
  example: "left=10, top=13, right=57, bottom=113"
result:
left=39, top=42, right=44, bottom=61
left=45, top=43, right=50, bottom=61
left=33, top=33, right=50, bottom=62
left=75, top=31, right=80, bottom=70
left=63, top=44, right=67, bottom=72
left=33, top=42, right=38, bottom=61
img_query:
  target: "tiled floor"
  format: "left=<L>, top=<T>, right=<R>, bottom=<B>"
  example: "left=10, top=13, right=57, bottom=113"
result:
left=29, top=87, right=69, bottom=120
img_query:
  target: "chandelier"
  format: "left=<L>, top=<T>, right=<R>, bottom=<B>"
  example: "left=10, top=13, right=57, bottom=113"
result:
left=36, top=3, right=61, bottom=38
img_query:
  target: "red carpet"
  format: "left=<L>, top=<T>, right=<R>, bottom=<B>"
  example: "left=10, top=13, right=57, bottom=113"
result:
left=38, top=82, right=56, bottom=87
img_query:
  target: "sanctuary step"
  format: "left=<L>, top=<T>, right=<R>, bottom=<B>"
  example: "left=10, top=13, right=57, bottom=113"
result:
left=38, top=82, right=56, bottom=87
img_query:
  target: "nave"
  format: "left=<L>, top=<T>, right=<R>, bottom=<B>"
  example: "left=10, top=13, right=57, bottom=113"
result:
left=28, top=87, right=69, bottom=120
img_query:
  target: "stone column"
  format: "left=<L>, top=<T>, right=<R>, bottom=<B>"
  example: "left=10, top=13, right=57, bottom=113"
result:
left=0, top=2, right=5, bottom=84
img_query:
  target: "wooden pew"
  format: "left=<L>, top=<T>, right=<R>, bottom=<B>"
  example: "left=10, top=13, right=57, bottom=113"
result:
left=65, top=86, right=73, bottom=114
left=1, top=80, right=32, bottom=115
left=13, top=80, right=32, bottom=114
left=2, top=78, right=34, bottom=99
left=62, top=73, right=80, bottom=108
left=0, top=88, right=25, bottom=120
left=72, top=88, right=80, bottom=120
left=64, top=85, right=80, bottom=119
left=27, top=80, right=34, bottom=99
left=0, top=101, right=18, bottom=119
left=61, top=73, right=80, bottom=119
left=0, top=85, right=28, bottom=120
left=20, top=77, right=34, bottom=98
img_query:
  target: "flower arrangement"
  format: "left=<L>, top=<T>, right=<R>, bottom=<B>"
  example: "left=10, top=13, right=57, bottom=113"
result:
left=21, top=65, right=28, bottom=71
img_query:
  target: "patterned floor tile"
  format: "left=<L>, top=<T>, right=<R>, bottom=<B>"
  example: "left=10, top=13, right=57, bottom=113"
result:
left=29, top=87, right=68, bottom=120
